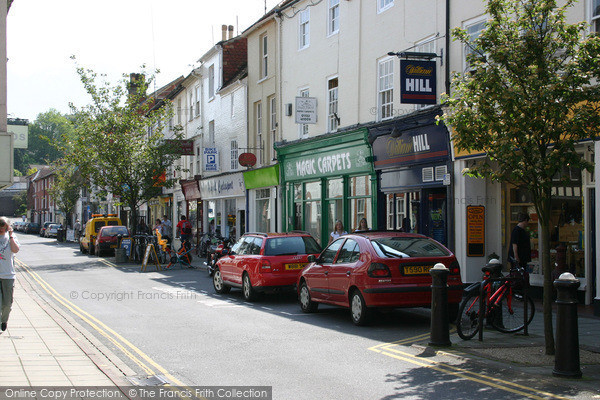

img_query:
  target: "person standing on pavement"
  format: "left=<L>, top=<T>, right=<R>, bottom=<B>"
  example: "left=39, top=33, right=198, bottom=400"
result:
left=177, top=216, right=193, bottom=245
left=508, top=212, right=531, bottom=269
left=0, top=217, right=20, bottom=332
left=329, top=220, right=348, bottom=244
left=162, top=215, right=172, bottom=244
left=73, top=219, right=81, bottom=241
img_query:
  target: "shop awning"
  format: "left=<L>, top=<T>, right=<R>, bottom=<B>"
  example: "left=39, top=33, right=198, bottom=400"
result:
left=180, top=179, right=201, bottom=200
left=243, top=165, right=280, bottom=190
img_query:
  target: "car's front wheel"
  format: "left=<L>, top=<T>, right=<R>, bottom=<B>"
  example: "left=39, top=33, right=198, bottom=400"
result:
left=350, top=290, right=370, bottom=326
left=299, top=281, right=318, bottom=313
left=242, top=273, right=257, bottom=302
left=213, top=268, right=231, bottom=294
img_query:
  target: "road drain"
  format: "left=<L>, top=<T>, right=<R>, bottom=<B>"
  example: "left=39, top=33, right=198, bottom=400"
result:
left=127, top=375, right=169, bottom=386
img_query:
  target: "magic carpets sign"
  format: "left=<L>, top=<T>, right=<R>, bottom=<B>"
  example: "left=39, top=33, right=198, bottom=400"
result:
left=283, top=145, right=371, bottom=180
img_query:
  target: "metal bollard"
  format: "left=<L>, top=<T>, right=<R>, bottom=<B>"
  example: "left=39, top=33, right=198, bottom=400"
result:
left=430, top=263, right=451, bottom=347
left=553, top=272, right=582, bottom=378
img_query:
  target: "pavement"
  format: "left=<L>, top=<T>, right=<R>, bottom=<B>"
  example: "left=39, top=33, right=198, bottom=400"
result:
left=2, top=240, right=600, bottom=398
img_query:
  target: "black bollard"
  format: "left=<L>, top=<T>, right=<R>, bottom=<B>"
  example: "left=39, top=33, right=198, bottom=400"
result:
left=430, top=263, right=451, bottom=347
left=553, top=272, right=582, bottom=378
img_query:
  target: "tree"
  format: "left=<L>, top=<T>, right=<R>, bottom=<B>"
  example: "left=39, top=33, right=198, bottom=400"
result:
left=441, top=0, right=600, bottom=355
left=49, top=164, right=83, bottom=228
left=64, top=63, right=183, bottom=235
left=14, top=110, right=74, bottom=174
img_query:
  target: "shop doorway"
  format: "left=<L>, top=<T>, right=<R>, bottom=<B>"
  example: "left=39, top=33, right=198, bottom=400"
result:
left=422, top=188, right=447, bottom=246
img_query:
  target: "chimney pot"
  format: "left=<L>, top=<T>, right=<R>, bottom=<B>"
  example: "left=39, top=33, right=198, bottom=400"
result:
left=228, top=25, right=234, bottom=40
left=221, top=24, right=227, bottom=42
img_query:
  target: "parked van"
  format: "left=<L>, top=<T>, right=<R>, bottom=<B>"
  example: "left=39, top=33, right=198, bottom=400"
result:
left=79, top=214, right=122, bottom=255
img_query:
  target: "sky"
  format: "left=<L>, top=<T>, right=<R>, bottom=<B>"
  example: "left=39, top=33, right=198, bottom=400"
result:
left=7, top=0, right=280, bottom=122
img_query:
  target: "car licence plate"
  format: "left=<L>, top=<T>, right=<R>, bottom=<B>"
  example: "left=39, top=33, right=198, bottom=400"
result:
left=285, top=263, right=306, bottom=270
left=403, top=265, right=433, bottom=275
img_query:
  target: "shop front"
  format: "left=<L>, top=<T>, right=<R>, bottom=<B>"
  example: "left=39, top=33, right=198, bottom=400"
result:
left=369, top=108, right=452, bottom=248
left=454, top=143, right=596, bottom=305
left=243, top=165, right=279, bottom=233
left=199, top=172, right=246, bottom=241
left=276, top=128, right=376, bottom=248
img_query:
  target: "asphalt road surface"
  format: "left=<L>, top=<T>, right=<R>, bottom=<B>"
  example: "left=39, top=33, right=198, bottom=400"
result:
left=13, top=232, right=595, bottom=400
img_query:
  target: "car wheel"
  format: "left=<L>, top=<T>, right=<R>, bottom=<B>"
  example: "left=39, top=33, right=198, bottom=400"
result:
left=242, top=273, right=257, bottom=302
left=299, top=281, right=318, bottom=313
left=350, top=290, right=370, bottom=326
left=213, top=268, right=231, bottom=294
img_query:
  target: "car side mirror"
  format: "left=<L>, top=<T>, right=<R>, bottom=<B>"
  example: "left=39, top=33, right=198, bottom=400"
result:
left=307, top=255, right=316, bottom=263
left=222, top=248, right=229, bottom=255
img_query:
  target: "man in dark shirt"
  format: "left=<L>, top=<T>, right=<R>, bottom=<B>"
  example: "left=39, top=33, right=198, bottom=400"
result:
left=508, top=212, right=531, bottom=268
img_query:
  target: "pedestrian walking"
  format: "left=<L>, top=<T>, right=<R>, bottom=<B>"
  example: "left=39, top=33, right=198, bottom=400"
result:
left=177, top=215, right=193, bottom=244
left=162, top=215, right=172, bottom=242
left=73, top=219, right=81, bottom=241
left=0, top=217, right=20, bottom=332
left=353, top=218, right=370, bottom=233
left=508, top=212, right=531, bottom=269
left=329, top=220, right=348, bottom=244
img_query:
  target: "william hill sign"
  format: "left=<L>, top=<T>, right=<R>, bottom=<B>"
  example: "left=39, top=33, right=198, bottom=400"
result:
left=400, top=60, right=436, bottom=105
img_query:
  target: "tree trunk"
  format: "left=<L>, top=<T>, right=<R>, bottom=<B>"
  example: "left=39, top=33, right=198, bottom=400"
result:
left=540, top=195, right=556, bottom=355
left=130, top=206, right=138, bottom=236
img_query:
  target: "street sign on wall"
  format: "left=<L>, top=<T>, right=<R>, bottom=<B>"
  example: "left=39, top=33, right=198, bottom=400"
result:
left=295, top=97, right=317, bottom=124
left=203, top=147, right=219, bottom=172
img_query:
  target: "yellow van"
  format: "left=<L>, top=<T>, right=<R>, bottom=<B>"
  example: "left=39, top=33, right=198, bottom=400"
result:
left=79, top=214, right=122, bottom=255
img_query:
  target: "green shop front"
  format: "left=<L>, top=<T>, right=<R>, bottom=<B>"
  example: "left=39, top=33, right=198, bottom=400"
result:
left=276, top=129, right=376, bottom=247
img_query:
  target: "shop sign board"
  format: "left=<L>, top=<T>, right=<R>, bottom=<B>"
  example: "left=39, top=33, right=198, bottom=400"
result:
left=372, top=123, right=449, bottom=169
left=400, top=60, right=437, bottom=105
left=466, top=205, right=485, bottom=257
left=203, top=147, right=219, bottom=172
left=200, top=173, right=245, bottom=199
left=7, top=124, right=28, bottom=149
left=283, top=145, right=372, bottom=181
left=295, top=97, right=317, bottom=124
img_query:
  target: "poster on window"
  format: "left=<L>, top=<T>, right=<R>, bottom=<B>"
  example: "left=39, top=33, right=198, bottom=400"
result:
left=466, top=205, right=485, bottom=257
left=400, top=60, right=437, bottom=105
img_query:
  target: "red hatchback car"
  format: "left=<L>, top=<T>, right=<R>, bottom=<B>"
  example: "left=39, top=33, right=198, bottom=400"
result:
left=213, top=232, right=322, bottom=301
left=298, top=231, right=463, bottom=325
left=93, top=225, right=130, bottom=257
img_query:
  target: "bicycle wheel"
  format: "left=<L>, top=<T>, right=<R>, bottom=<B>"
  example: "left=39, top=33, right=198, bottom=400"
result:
left=456, top=293, right=482, bottom=340
left=492, top=290, right=535, bottom=333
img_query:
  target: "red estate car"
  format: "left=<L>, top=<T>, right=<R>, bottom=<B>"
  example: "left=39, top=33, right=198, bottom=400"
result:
left=213, top=232, right=322, bottom=301
left=298, top=231, right=463, bottom=325
left=93, top=225, right=130, bottom=257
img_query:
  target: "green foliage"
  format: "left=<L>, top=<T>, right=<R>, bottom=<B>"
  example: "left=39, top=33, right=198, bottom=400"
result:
left=13, top=191, right=27, bottom=217
left=13, top=169, right=22, bottom=177
left=14, top=110, right=74, bottom=174
left=49, top=163, right=83, bottom=225
left=441, top=0, right=600, bottom=355
left=64, top=59, right=184, bottom=233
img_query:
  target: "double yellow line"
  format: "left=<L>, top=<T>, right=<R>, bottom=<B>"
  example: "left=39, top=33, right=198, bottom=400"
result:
left=15, top=258, right=204, bottom=399
left=369, top=333, right=571, bottom=400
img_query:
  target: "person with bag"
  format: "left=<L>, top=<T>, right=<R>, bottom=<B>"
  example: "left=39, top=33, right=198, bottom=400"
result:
left=177, top=215, right=193, bottom=244
left=0, top=217, right=20, bottom=332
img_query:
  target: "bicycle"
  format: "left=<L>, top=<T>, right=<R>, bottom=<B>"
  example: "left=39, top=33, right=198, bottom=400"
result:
left=162, top=236, right=195, bottom=270
left=456, top=260, right=535, bottom=340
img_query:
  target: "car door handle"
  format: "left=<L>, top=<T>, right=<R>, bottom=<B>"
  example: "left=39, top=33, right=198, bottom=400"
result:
left=346, top=271, right=351, bottom=276
left=324, top=271, right=328, bottom=276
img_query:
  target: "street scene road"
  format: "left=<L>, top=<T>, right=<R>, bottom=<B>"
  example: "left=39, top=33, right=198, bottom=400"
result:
left=7, top=233, right=599, bottom=400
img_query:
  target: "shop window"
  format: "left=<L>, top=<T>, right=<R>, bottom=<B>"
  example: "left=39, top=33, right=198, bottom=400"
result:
left=327, top=178, right=344, bottom=235
left=387, top=194, right=394, bottom=229
left=396, top=194, right=406, bottom=230
left=256, top=188, right=271, bottom=233
left=305, top=181, right=321, bottom=200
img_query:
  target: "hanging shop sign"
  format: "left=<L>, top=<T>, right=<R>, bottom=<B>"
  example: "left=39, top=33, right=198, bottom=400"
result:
left=203, top=147, right=219, bottom=172
left=295, top=97, right=318, bottom=124
left=165, top=139, right=195, bottom=155
left=466, top=205, right=485, bottom=257
left=199, top=173, right=245, bottom=199
left=400, top=60, right=437, bottom=105
left=238, top=152, right=257, bottom=168
left=372, top=123, right=449, bottom=169
left=282, top=145, right=371, bottom=181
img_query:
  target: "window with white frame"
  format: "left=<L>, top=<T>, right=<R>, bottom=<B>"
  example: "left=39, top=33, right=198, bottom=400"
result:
left=256, top=101, right=263, bottom=165
left=592, top=0, right=600, bottom=33
left=231, top=140, right=238, bottom=170
left=299, top=88, right=309, bottom=138
left=415, top=37, right=437, bottom=109
left=260, top=33, right=268, bottom=78
left=208, top=65, right=215, bottom=99
left=378, top=58, right=394, bottom=121
left=463, top=17, right=487, bottom=72
left=299, top=9, right=310, bottom=50
left=189, top=92, right=194, bottom=121
left=378, top=0, right=393, bottom=13
left=328, top=0, right=340, bottom=36
left=396, top=195, right=406, bottom=230
left=208, top=120, right=215, bottom=144
left=195, top=85, right=200, bottom=116
left=269, top=96, right=276, bottom=161
left=177, top=98, right=182, bottom=125
left=328, top=77, right=339, bottom=132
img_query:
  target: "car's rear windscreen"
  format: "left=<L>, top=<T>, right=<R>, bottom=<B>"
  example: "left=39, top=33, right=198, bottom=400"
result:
left=371, top=237, right=450, bottom=258
left=264, top=236, right=321, bottom=256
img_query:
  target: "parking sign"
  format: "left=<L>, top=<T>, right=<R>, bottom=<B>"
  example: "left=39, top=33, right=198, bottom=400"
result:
left=203, top=147, right=219, bottom=172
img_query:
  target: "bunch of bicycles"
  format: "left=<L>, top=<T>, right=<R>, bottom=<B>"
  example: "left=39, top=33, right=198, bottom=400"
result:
left=456, top=259, right=535, bottom=340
